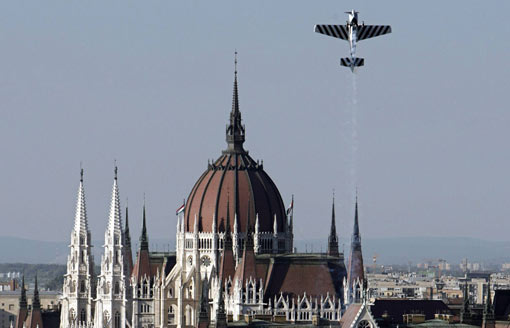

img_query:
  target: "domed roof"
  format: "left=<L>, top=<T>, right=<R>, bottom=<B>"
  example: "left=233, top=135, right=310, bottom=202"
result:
left=184, top=70, right=286, bottom=234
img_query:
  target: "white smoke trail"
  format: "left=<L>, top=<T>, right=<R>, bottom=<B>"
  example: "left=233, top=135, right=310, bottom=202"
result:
left=350, top=73, right=358, bottom=199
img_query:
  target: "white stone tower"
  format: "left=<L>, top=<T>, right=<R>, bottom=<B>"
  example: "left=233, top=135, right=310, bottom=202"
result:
left=61, top=168, right=95, bottom=328
left=94, top=166, right=131, bottom=328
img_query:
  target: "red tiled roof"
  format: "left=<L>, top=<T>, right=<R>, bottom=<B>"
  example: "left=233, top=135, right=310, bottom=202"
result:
left=184, top=152, right=286, bottom=234
left=219, top=247, right=236, bottom=284
left=28, top=309, right=44, bottom=328
left=234, top=245, right=258, bottom=285
left=340, top=304, right=362, bottom=328
left=260, top=255, right=346, bottom=301
left=132, top=249, right=152, bottom=281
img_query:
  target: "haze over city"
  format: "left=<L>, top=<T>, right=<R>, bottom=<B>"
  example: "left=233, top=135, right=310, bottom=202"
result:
left=1, top=0, right=509, bottom=246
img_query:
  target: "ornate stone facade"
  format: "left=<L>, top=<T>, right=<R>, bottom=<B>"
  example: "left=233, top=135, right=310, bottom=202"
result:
left=60, top=65, right=365, bottom=328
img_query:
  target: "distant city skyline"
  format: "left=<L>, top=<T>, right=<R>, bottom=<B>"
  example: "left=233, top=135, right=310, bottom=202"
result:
left=1, top=0, right=510, bottom=243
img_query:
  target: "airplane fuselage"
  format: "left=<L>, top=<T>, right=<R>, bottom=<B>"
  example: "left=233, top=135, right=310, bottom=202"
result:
left=347, top=10, right=359, bottom=59
left=314, top=9, right=391, bottom=72
left=349, top=25, right=357, bottom=58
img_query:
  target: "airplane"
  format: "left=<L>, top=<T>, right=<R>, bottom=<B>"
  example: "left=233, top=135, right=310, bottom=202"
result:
left=314, top=10, right=392, bottom=72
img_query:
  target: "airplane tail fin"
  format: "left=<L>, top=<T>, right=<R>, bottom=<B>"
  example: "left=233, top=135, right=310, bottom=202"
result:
left=340, top=57, right=364, bottom=69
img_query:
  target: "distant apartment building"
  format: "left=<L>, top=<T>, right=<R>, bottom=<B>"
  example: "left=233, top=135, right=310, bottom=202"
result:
left=0, top=290, right=60, bottom=328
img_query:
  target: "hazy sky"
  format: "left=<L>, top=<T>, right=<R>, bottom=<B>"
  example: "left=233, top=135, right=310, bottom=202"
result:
left=1, top=1, right=510, bottom=245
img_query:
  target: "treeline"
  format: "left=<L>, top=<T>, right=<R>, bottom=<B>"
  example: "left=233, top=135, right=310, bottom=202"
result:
left=0, top=263, right=66, bottom=291
left=0, top=263, right=102, bottom=291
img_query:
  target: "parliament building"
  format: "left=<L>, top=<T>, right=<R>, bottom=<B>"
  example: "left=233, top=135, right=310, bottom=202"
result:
left=56, top=66, right=368, bottom=328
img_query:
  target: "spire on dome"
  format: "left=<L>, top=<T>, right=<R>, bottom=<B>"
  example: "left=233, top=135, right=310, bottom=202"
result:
left=327, top=193, right=339, bottom=257
left=245, top=199, right=254, bottom=250
left=219, top=198, right=235, bottom=284
left=74, top=168, right=88, bottom=234
left=108, top=165, right=122, bottom=234
left=139, top=203, right=149, bottom=251
left=225, top=51, right=246, bottom=153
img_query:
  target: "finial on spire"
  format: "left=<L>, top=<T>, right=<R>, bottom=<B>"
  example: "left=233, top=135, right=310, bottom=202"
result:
left=225, top=52, right=245, bottom=153
left=114, top=160, right=118, bottom=180
left=140, top=201, right=148, bottom=251
left=80, top=162, right=83, bottom=182
left=234, top=50, right=238, bottom=76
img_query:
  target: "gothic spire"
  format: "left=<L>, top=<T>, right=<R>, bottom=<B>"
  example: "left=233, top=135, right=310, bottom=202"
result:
left=108, top=165, right=122, bottom=234
left=347, top=194, right=365, bottom=300
left=139, top=202, right=149, bottom=251
left=245, top=199, right=254, bottom=250
left=327, top=194, right=339, bottom=257
left=225, top=52, right=246, bottom=153
left=125, top=205, right=131, bottom=246
left=485, top=277, right=493, bottom=313
left=19, top=275, right=27, bottom=309
left=224, top=197, right=232, bottom=249
left=353, top=193, right=360, bottom=242
left=124, top=204, right=133, bottom=275
left=74, top=168, right=88, bottom=234
left=32, top=275, right=40, bottom=310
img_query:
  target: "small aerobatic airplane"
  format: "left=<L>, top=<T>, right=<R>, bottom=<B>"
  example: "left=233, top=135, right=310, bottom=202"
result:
left=314, top=10, right=392, bottom=72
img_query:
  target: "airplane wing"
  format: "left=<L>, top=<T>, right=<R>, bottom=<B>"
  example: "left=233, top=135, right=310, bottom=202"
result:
left=357, top=25, right=391, bottom=41
left=314, top=24, right=349, bottom=40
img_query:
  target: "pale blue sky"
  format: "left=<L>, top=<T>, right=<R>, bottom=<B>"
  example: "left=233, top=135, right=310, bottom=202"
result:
left=1, top=1, right=509, bottom=244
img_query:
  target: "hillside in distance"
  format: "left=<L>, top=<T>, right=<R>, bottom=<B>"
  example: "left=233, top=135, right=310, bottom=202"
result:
left=1, top=236, right=510, bottom=266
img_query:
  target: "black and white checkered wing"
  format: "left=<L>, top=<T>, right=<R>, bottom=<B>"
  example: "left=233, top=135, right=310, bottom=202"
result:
left=357, top=25, right=391, bottom=41
left=314, top=25, right=349, bottom=40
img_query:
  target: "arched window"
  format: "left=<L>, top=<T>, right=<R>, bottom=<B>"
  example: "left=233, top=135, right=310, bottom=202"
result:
left=115, top=282, right=120, bottom=295
left=103, top=311, right=109, bottom=327
left=185, top=305, right=193, bottom=326
left=80, top=280, right=86, bottom=293
left=80, top=309, right=86, bottom=323
left=143, top=282, right=148, bottom=297
left=167, top=306, right=175, bottom=324
left=114, top=312, right=120, bottom=328
left=69, top=308, right=76, bottom=322
left=168, top=287, right=173, bottom=298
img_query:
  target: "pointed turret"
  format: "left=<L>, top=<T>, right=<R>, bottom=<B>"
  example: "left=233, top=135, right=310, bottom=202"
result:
left=32, top=275, right=40, bottom=310
left=108, top=166, right=122, bottom=235
left=16, top=276, right=28, bottom=328
left=28, top=276, right=43, bottom=328
left=133, top=203, right=151, bottom=281
left=198, top=279, right=210, bottom=328
left=219, top=199, right=235, bottom=284
left=460, top=280, right=470, bottom=323
left=233, top=203, right=257, bottom=285
left=215, top=279, right=227, bottom=328
left=483, top=277, right=495, bottom=328
left=124, top=205, right=133, bottom=277
left=140, top=204, right=149, bottom=251
left=95, top=165, right=129, bottom=328
left=347, top=196, right=365, bottom=303
left=74, top=168, right=88, bottom=235
left=225, top=52, right=246, bottom=154
left=61, top=168, right=95, bottom=328
left=327, top=195, right=339, bottom=257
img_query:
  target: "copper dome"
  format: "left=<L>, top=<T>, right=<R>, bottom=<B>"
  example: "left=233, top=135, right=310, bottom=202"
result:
left=184, top=71, right=286, bottom=234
